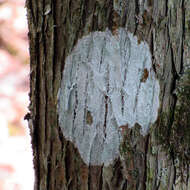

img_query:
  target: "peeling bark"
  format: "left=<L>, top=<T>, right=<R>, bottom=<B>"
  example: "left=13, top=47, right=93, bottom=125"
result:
left=26, top=0, right=190, bottom=189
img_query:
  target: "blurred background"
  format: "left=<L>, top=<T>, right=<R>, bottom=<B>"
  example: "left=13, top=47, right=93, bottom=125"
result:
left=0, top=0, right=34, bottom=189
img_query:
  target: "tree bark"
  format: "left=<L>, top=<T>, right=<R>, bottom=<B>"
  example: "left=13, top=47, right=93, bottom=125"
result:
left=26, top=0, right=190, bottom=189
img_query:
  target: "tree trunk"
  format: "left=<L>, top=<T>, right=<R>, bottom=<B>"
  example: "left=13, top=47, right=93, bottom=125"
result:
left=26, top=0, right=190, bottom=189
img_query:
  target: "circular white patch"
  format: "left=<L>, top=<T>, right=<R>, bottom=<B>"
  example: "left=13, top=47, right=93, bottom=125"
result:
left=58, top=28, right=160, bottom=166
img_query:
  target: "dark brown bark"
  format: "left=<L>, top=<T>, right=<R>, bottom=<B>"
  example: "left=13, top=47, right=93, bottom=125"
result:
left=26, top=0, right=190, bottom=189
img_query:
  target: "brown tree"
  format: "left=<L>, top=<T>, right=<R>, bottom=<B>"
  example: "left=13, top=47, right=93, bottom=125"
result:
left=26, top=0, right=190, bottom=189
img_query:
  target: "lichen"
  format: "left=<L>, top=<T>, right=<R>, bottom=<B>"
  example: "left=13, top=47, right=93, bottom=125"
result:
left=58, top=28, right=160, bottom=166
left=156, top=68, right=190, bottom=179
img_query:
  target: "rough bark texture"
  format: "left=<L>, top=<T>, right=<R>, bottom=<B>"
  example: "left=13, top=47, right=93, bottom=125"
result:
left=26, top=0, right=190, bottom=189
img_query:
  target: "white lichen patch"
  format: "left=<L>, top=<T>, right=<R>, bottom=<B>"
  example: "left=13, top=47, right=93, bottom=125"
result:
left=58, top=28, right=160, bottom=166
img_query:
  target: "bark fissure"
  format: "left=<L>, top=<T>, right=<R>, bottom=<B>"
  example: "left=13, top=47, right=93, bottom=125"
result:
left=181, top=0, right=185, bottom=74
left=143, top=134, right=149, bottom=190
left=35, top=31, right=43, bottom=190
left=103, top=95, right=108, bottom=139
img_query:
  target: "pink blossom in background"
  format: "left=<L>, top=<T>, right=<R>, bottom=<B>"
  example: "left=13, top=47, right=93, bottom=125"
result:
left=0, top=0, right=34, bottom=189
